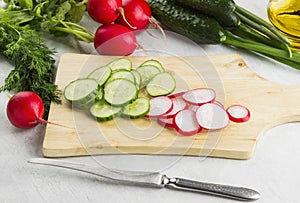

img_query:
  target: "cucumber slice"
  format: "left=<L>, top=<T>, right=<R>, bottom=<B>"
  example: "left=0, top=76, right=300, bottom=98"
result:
left=104, top=78, right=138, bottom=106
left=87, top=66, right=112, bottom=86
left=136, top=65, right=161, bottom=86
left=64, top=78, right=99, bottom=106
left=131, top=69, right=142, bottom=89
left=90, top=100, right=123, bottom=121
left=106, top=70, right=136, bottom=84
left=107, top=58, right=132, bottom=72
left=146, top=72, right=176, bottom=96
left=140, top=59, right=165, bottom=72
left=78, top=87, right=103, bottom=109
left=122, top=97, right=150, bottom=119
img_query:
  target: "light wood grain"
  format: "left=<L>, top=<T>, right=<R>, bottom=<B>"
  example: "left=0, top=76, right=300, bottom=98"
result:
left=43, top=53, right=300, bottom=159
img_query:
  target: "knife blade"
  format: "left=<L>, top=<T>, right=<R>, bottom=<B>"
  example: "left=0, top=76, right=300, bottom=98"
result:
left=28, top=158, right=260, bottom=201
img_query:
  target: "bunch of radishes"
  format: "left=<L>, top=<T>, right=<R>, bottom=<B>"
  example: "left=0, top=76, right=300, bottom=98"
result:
left=87, top=0, right=158, bottom=55
left=145, top=88, right=251, bottom=136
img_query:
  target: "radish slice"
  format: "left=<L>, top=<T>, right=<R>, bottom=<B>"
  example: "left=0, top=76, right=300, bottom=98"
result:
left=168, top=90, right=188, bottom=98
left=182, top=88, right=216, bottom=106
left=157, top=117, right=174, bottom=128
left=188, top=104, right=199, bottom=112
left=173, top=109, right=202, bottom=136
left=196, top=103, right=229, bottom=130
left=145, top=96, right=173, bottom=118
left=161, top=98, right=188, bottom=118
left=226, top=105, right=250, bottom=123
left=213, top=100, right=225, bottom=109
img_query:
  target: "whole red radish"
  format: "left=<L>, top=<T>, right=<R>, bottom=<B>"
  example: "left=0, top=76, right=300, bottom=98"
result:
left=87, top=0, right=135, bottom=28
left=6, top=91, right=45, bottom=128
left=116, top=0, right=152, bottom=31
left=87, top=0, right=122, bottom=24
left=94, top=24, right=137, bottom=56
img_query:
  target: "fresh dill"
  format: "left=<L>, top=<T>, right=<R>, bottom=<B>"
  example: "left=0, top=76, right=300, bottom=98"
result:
left=0, top=22, right=61, bottom=118
left=0, top=0, right=94, bottom=118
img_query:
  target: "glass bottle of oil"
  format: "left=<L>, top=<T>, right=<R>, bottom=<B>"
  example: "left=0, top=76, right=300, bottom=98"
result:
left=268, top=0, right=300, bottom=50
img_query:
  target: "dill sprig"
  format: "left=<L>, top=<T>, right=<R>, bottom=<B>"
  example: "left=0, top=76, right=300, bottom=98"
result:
left=0, top=0, right=94, bottom=118
left=0, top=22, right=61, bottom=118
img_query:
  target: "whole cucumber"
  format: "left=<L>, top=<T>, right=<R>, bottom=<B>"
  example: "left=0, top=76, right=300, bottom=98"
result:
left=175, top=0, right=239, bottom=28
left=175, top=0, right=236, bottom=15
left=147, top=0, right=226, bottom=44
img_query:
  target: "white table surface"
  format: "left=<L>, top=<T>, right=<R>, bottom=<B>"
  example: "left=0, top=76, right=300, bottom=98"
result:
left=1, top=0, right=300, bottom=202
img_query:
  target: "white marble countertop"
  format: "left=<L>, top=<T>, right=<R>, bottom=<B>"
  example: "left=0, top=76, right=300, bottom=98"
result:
left=1, top=0, right=300, bottom=202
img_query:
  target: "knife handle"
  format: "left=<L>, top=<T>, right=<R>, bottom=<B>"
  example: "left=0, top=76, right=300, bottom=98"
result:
left=163, top=176, right=260, bottom=201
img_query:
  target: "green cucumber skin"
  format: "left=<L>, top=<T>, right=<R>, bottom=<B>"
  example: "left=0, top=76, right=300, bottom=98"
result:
left=104, top=79, right=138, bottom=107
left=175, top=0, right=236, bottom=15
left=147, top=0, right=226, bottom=44
left=90, top=101, right=123, bottom=122
left=216, top=13, right=240, bottom=29
left=64, top=78, right=99, bottom=106
left=140, top=59, right=165, bottom=72
left=175, top=0, right=239, bottom=29
left=121, top=98, right=150, bottom=119
left=77, top=87, right=104, bottom=109
left=146, top=72, right=176, bottom=97
left=87, top=66, right=112, bottom=86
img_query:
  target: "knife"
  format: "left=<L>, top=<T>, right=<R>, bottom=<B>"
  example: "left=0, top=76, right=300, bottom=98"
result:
left=28, top=158, right=260, bottom=201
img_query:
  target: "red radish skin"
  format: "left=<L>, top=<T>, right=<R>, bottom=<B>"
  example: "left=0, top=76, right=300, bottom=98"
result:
left=226, top=105, right=251, bottom=123
left=116, top=0, right=151, bottom=31
left=6, top=91, right=71, bottom=129
left=157, top=117, right=174, bottom=128
left=87, top=0, right=122, bottom=24
left=173, top=109, right=202, bottom=136
left=188, top=104, right=199, bottom=112
left=196, top=103, right=229, bottom=130
left=94, top=24, right=137, bottom=56
left=145, top=96, right=173, bottom=118
left=168, top=90, right=188, bottom=99
left=115, top=0, right=166, bottom=40
left=6, top=91, right=45, bottom=128
left=182, top=88, right=216, bottom=106
left=160, top=98, right=187, bottom=118
left=213, top=100, right=225, bottom=109
left=87, top=0, right=136, bottom=29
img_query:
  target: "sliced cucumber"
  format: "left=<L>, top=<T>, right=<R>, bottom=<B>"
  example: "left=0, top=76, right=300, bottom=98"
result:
left=140, top=59, right=165, bottom=72
left=146, top=72, right=176, bottom=96
left=131, top=69, right=142, bottom=88
left=78, top=87, right=103, bottom=109
left=136, top=65, right=161, bottom=86
left=104, top=78, right=138, bottom=106
left=122, top=97, right=150, bottom=119
left=87, top=66, right=112, bottom=86
left=64, top=78, right=99, bottom=106
left=106, top=70, right=136, bottom=84
left=65, top=58, right=177, bottom=122
left=107, top=57, right=132, bottom=72
left=90, top=100, right=123, bottom=121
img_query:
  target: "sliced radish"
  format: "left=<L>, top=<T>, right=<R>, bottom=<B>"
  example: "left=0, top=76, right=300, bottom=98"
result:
left=196, top=103, right=229, bottom=130
left=182, top=88, right=216, bottom=106
left=226, top=105, right=250, bottom=123
left=213, top=100, right=225, bottom=109
left=168, top=90, right=188, bottom=99
left=188, top=104, right=199, bottom=112
left=161, top=98, right=188, bottom=118
left=157, top=117, right=174, bottom=128
left=145, top=96, right=173, bottom=118
left=173, top=109, right=202, bottom=136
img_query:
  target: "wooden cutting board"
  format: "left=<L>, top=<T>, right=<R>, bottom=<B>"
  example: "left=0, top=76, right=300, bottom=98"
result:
left=43, top=53, right=300, bottom=159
